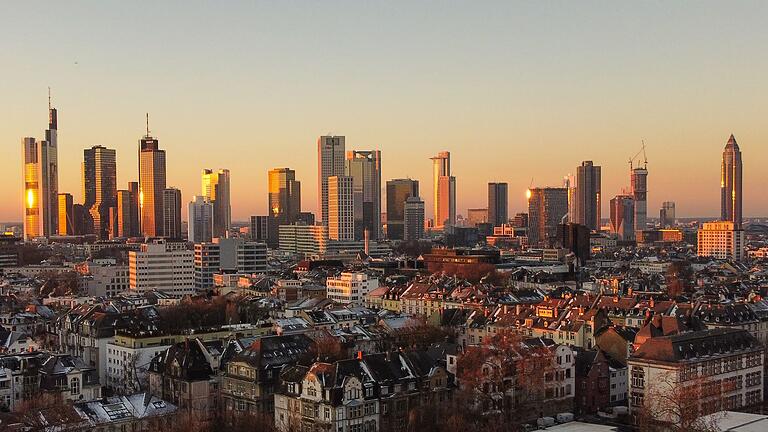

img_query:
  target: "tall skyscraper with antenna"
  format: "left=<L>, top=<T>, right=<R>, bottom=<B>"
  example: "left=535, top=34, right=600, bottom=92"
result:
left=22, top=90, right=59, bottom=240
left=139, top=114, right=167, bottom=237
left=721, top=134, right=743, bottom=228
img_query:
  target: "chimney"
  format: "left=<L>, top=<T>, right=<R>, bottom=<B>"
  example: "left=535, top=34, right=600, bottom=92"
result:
left=516, top=304, right=522, bottom=315
left=650, top=297, right=655, bottom=308
left=357, top=351, right=363, bottom=360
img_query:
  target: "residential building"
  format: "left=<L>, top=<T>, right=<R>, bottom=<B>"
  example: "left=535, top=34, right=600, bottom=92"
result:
left=129, top=240, right=194, bottom=295
left=628, top=328, right=764, bottom=421
left=194, top=238, right=268, bottom=290
left=326, top=272, right=379, bottom=305
left=697, top=221, right=745, bottom=261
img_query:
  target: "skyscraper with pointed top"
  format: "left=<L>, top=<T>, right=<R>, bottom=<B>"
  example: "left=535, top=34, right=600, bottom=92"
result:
left=138, top=115, right=167, bottom=237
left=22, top=90, right=59, bottom=240
left=721, top=134, right=743, bottom=228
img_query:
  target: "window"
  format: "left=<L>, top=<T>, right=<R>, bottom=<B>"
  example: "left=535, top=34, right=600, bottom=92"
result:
left=70, top=377, right=80, bottom=395
left=631, top=367, right=645, bottom=389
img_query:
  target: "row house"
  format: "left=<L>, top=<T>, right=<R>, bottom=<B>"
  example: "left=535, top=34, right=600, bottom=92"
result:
left=275, top=349, right=454, bottom=432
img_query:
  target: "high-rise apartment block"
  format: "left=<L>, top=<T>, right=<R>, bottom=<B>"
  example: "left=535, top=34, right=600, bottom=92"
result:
left=386, top=178, right=419, bottom=240
left=431, top=151, right=456, bottom=229
left=328, top=175, right=354, bottom=241
left=404, top=197, right=425, bottom=241
left=317, top=135, right=345, bottom=226
left=268, top=168, right=301, bottom=246
left=575, top=161, right=601, bottom=231
left=189, top=196, right=214, bottom=243
left=721, top=135, right=743, bottom=229
left=139, top=128, right=166, bottom=237
left=162, top=188, right=182, bottom=239
left=22, top=98, right=59, bottom=239
left=193, top=238, right=268, bottom=290
left=487, top=182, right=508, bottom=227
left=129, top=240, right=194, bottom=295
left=527, top=187, right=568, bottom=247
left=345, top=150, right=381, bottom=240
left=83, top=145, right=117, bottom=239
left=57, top=193, right=74, bottom=236
left=610, top=195, right=635, bottom=241
left=659, top=201, right=676, bottom=228
left=201, top=168, right=231, bottom=238
left=697, top=221, right=745, bottom=261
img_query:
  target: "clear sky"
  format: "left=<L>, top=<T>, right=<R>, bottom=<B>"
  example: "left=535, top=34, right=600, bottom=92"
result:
left=2, top=1, right=767, bottom=223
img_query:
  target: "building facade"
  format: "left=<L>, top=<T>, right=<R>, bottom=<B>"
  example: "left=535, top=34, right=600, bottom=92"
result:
left=488, top=182, right=508, bottom=227
left=129, top=240, right=194, bottom=295
left=385, top=178, right=419, bottom=240
left=698, top=220, right=745, bottom=261
left=201, top=168, right=231, bottom=238
left=268, top=168, right=301, bottom=246
left=721, top=134, right=743, bottom=229
left=575, top=161, right=601, bottom=231
left=528, top=187, right=568, bottom=247
left=328, top=176, right=354, bottom=241
left=610, top=195, right=635, bottom=241
left=431, top=151, right=456, bottom=229
left=162, top=187, right=182, bottom=239
left=83, top=145, right=118, bottom=239
left=318, top=135, right=346, bottom=226
left=346, top=150, right=382, bottom=240
left=189, top=196, right=214, bottom=243
left=404, top=197, right=425, bottom=241
left=139, top=131, right=167, bottom=237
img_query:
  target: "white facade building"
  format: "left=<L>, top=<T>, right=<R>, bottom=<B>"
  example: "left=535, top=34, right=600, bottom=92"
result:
left=326, top=272, right=379, bottom=305
left=129, top=240, right=194, bottom=295
left=697, top=221, right=745, bottom=261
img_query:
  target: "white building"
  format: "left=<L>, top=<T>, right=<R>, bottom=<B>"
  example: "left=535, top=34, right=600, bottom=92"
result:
left=697, top=221, right=745, bottom=261
left=194, top=238, right=267, bottom=290
left=628, top=328, right=763, bottom=422
left=326, top=272, right=379, bottom=305
left=83, top=259, right=130, bottom=297
left=106, top=335, right=171, bottom=394
left=129, top=240, right=194, bottom=295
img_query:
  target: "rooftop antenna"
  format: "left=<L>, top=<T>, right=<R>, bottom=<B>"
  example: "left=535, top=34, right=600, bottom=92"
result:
left=48, top=87, right=51, bottom=110
left=146, top=113, right=150, bottom=137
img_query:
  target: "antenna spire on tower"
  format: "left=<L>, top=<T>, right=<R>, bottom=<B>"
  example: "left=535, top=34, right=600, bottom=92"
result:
left=48, top=87, right=51, bottom=111
left=146, top=113, right=150, bottom=136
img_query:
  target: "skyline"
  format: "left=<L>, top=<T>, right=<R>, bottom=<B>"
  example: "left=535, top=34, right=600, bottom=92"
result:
left=4, top=2, right=768, bottom=222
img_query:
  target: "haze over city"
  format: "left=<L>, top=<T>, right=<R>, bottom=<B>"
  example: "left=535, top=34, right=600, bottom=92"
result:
left=3, top=1, right=768, bottom=222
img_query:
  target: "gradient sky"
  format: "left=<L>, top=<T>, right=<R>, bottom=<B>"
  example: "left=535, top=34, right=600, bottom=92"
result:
left=2, top=1, right=767, bottom=223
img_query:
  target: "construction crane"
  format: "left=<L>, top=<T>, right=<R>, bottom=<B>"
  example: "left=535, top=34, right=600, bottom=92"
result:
left=629, top=140, right=648, bottom=170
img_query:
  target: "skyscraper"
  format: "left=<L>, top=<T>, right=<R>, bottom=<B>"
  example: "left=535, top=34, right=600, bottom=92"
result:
left=404, top=196, right=425, bottom=241
left=660, top=201, right=676, bottom=228
left=57, top=193, right=74, bottom=236
left=345, top=150, right=381, bottom=240
left=631, top=166, right=648, bottom=233
left=431, top=151, right=456, bottom=229
left=21, top=95, right=59, bottom=240
left=487, top=182, right=509, bottom=227
left=139, top=121, right=166, bottom=237
left=201, top=168, right=231, bottom=238
left=328, top=175, right=354, bottom=241
left=116, top=189, right=136, bottom=238
left=188, top=196, right=214, bottom=243
left=268, top=168, right=301, bottom=246
left=162, top=187, right=182, bottom=239
left=610, top=195, right=635, bottom=241
left=249, top=215, right=269, bottom=243
left=317, top=135, right=345, bottom=226
left=721, top=134, right=743, bottom=229
left=527, top=187, right=568, bottom=247
left=575, top=161, right=601, bottom=231
left=127, top=181, right=140, bottom=237
left=386, top=179, right=419, bottom=240
left=83, top=145, right=117, bottom=239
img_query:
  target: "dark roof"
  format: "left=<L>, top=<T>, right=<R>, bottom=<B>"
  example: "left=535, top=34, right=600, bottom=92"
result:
left=148, top=339, right=214, bottom=381
left=631, top=328, right=761, bottom=364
